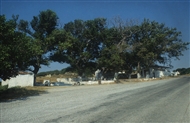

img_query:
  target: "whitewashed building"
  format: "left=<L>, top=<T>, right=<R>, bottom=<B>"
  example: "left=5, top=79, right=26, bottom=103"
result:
left=140, top=65, right=172, bottom=79
left=1, top=72, right=34, bottom=88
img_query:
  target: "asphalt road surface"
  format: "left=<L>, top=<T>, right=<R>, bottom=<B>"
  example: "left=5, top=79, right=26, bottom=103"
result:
left=1, top=76, right=189, bottom=123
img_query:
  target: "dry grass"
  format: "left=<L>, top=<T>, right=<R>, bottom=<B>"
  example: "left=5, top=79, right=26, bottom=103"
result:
left=36, top=76, right=57, bottom=82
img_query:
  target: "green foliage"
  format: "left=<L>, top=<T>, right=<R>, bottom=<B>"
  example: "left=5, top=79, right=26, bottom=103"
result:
left=0, top=10, right=59, bottom=81
left=0, top=15, right=38, bottom=80
left=50, top=17, right=189, bottom=76
left=1, top=10, right=189, bottom=81
left=128, top=19, right=189, bottom=70
left=51, top=18, right=107, bottom=76
left=97, top=18, right=189, bottom=74
left=17, top=9, right=59, bottom=76
left=30, top=9, right=58, bottom=38
left=36, top=66, right=76, bottom=76
left=174, top=67, right=190, bottom=75
left=98, top=46, right=125, bottom=71
left=97, top=26, right=128, bottom=72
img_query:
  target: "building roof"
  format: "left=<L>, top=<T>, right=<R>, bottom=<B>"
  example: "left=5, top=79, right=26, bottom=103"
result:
left=18, top=71, right=33, bottom=75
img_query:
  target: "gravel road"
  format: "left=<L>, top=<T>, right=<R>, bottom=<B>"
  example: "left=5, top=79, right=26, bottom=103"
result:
left=1, top=76, right=189, bottom=123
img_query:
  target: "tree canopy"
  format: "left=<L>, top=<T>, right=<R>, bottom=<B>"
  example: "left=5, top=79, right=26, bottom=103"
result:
left=0, top=15, right=39, bottom=80
left=50, top=18, right=107, bottom=76
left=0, top=9, right=189, bottom=81
left=128, top=19, right=189, bottom=71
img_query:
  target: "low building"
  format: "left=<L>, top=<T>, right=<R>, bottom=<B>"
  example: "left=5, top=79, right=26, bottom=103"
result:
left=1, top=72, right=34, bottom=88
left=140, top=65, right=172, bottom=78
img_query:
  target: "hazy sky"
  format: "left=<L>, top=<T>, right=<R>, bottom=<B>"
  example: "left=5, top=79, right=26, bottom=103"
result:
left=1, top=0, right=189, bottom=72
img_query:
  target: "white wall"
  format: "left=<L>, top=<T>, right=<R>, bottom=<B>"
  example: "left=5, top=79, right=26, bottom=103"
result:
left=154, top=70, right=171, bottom=78
left=2, top=74, right=34, bottom=88
left=56, top=77, right=114, bottom=85
left=82, top=80, right=114, bottom=85
left=57, top=77, right=82, bottom=83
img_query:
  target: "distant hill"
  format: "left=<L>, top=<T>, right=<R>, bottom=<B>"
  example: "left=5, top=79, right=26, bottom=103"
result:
left=37, top=67, right=76, bottom=77
left=37, top=66, right=94, bottom=77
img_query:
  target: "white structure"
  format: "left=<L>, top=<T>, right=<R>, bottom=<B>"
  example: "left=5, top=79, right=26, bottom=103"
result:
left=140, top=65, right=172, bottom=79
left=95, top=69, right=101, bottom=80
left=81, top=80, right=114, bottom=85
left=57, top=77, right=82, bottom=84
left=43, top=80, right=50, bottom=86
left=56, top=77, right=114, bottom=85
left=171, top=71, right=180, bottom=76
left=1, top=74, right=34, bottom=88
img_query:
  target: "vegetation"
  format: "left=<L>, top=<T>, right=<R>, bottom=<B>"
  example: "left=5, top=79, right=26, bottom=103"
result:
left=0, top=9, right=189, bottom=82
left=37, top=66, right=77, bottom=76
left=174, top=67, right=190, bottom=75
left=50, top=18, right=107, bottom=76
left=17, top=9, right=59, bottom=84
left=0, top=15, right=38, bottom=80
left=36, top=66, right=95, bottom=83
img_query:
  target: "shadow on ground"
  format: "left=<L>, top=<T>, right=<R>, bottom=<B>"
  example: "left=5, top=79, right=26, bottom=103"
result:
left=0, top=86, right=48, bottom=102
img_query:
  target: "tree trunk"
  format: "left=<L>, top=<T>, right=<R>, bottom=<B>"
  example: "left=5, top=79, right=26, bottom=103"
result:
left=33, top=74, right=37, bottom=86
left=98, top=80, right=101, bottom=84
left=32, top=65, right=40, bottom=86
left=129, top=74, right=131, bottom=79
left=137, top=62, right=140, bottom=72
left=128, top=66, right=133, bottom=79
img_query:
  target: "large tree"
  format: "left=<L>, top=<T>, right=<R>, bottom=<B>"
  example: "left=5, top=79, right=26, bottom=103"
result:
left=97, top=18, right=139, bottom=77
left=98, top=18, right=189, bottom=78
left=17, top=9, right=59, bottom=84
left=97, top=28, right=124, bottom=71
left=0, top=15, right=40, bottom=80
left=130, top=19, right=189, bottom=72
left=50, top=18, right=107, bottom=76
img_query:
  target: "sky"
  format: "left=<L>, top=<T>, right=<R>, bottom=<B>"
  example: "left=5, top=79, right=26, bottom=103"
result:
left=1, top=0, right=189, bottom=72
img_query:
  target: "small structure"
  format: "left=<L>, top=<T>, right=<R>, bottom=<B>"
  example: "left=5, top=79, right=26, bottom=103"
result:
left=95, top=69, right=102, bottom=84
left=140, top=65, right=171, bottom=79
left=95, top=69, right=101, bottom=81
left=171, top=71, right=180, bottom=76
left=1, top=72, right=34, bottom=88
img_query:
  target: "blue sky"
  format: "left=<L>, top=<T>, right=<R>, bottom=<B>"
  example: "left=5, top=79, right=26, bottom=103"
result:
left=1, top=0, right=189, bottom=72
